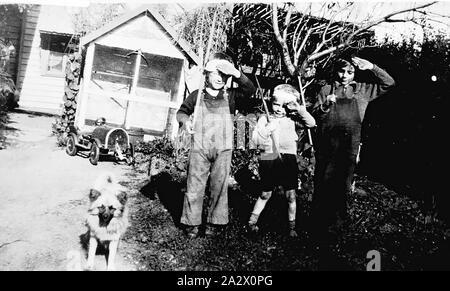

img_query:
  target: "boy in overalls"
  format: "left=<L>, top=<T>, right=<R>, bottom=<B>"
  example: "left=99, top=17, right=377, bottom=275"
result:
left=177, top=53, right=256, bottom=238
left=311, top=57, right=395, bottom=252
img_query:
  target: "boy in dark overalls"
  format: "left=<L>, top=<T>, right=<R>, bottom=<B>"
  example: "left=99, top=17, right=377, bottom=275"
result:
left=312, top=57, right=395, bottom=255
left=177, top=53, right=256, bottom=238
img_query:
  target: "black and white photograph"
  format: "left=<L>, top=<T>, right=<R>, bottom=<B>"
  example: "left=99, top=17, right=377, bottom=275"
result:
left=0, top=0, right=449, bottom=274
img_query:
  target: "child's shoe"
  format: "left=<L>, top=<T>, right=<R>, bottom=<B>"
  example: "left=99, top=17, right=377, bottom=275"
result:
left=248, top=223, right=259, bottom=233
left=288, top=220, right=298, bottom=238
left=185, top=226, right=199, bottom=238
left=248, top=213, right=260, bottom=233
left=205, top=224, right=217, bottom=236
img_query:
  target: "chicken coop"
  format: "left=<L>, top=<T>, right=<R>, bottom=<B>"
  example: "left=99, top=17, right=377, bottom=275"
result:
left=74, top=6, right=199, bottom=140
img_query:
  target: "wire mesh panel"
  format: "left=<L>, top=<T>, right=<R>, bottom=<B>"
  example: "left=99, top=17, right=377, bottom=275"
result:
left=84, top=44, right=183, bottom=135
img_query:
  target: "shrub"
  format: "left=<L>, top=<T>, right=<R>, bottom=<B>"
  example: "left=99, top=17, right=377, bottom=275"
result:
left=134, top=133, right=315, bottom=198
left=0, top=72, right=19, bottom=149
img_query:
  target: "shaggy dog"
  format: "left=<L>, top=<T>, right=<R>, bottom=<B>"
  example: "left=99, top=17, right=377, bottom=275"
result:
left=85, top=173, right=128, bottom=271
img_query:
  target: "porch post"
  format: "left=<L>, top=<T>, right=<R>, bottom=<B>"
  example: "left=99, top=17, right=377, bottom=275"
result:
left=124, top=49, right=142, bottom=129
left=75, top=43, right=95, bottom=129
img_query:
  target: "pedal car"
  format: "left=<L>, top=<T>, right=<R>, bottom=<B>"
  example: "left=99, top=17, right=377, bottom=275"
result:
left=65, top=118, right=134, bottom=166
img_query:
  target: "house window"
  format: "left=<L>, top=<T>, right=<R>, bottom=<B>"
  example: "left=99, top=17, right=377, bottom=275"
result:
left=40, top=32, right=73, bottom=76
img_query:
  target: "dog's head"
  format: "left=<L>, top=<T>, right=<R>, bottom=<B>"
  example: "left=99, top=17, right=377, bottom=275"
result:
left=88, top=173, right=127, bottom=226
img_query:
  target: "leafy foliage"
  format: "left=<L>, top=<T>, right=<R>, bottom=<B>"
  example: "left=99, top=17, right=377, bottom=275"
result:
left=0, top=73, right=18, bottom=109
left=0, top=4, right=31, bottom=30
left=0, top=92, right=7, bottom=149
left=172, top=4, right=232, bottom=61
left=0, top=73, right=19, bottom=149
left=135, top=136, right=176, bottom=157
left=134, top=135, right=189, bottom=184
left=228, top=5, right=284, bottom=78
left=69, top=4, right=126, bottom=36
left=51, top=53, right=82, bottom=147
left=0, top=4, right=30, bottom=149
left=134, top=132, right=315, bottom=199
left=1, top=5, right=30, bottom=77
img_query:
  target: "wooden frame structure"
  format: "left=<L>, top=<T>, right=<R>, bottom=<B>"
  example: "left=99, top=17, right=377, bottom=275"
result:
left=75, top=5, right=199, bottom=140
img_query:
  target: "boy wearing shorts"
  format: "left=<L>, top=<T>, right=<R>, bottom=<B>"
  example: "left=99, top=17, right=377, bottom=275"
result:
left=249, top=84, right=316, bottom=237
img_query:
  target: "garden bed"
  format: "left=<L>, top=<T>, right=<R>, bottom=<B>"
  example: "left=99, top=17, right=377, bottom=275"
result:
left=117, top=137, right=450, bottom=271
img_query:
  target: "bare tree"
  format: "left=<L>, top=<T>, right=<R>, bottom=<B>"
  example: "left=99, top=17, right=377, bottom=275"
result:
left=271, top=1, right=439, bottom=87
left=269, top=1, right=441, bottom=147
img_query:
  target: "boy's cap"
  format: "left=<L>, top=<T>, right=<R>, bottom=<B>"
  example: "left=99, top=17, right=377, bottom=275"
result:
left=334, top=58, right=356, bottom=72
left=204, top=59, right=221, bottom=72
left=204, top=59, right=234, bottom=73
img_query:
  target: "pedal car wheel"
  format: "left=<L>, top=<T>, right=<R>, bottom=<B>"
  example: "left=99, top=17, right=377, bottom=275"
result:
left=89, top=142, right=100, bottom=165
left=65, top=133, right=78, bottom=156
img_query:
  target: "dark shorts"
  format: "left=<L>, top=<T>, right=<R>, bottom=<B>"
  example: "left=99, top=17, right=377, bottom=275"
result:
left=259, top=154, right=299, bottom=192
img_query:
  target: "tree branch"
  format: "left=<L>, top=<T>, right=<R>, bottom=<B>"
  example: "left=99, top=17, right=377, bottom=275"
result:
left=299, top=28, right=313, bottom=54
left=272, top=3, right=296, bottom=76
left=384, top=18, right=412, bottom=23
left=303, top=79, right=315, bottom=90
left=425, top=18, right=450, bottom=27
left=306, top=1, right=438, bottom=63
left=284, top=3, right=294, bottom=29
left=343, top=2, right=437, bottom=45
left=313, top=23, right=346, bottom=55
left=427, top=11, right=450, bottom=19
left=294, top=27, right=313, bottom=66
left=292, top=14, right=308, bottom=52
left=321, top=13, right=337, bottom=43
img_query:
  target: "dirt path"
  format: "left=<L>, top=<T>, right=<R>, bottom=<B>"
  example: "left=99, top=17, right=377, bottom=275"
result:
left=0, top=112, right=137, bottom=271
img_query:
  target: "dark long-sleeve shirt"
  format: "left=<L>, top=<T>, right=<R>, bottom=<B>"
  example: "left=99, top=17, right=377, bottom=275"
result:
left=177, top=72, right=256, bottom=124
left=313, top=64, right=395, bottom=121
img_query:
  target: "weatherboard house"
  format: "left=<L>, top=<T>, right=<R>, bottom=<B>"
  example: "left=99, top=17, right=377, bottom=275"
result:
left=75, top=6, right=199, bottom=140
left=8, top=5, right=79, bottom=114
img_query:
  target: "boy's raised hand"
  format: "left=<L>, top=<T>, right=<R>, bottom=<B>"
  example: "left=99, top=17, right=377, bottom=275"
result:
left=326, top=94, right=336, bottom=103
left=183, top=119, right=195, bottom=134
left=351, top=57, right=374, bottom=71
left=285, top=100, right=302, bottom=112
left=265, top=120, right=277, bottom=133
left=216, top=60, right=241, bottom=78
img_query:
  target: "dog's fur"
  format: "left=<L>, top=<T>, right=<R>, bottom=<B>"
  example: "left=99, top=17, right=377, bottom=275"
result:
left=85, top=173, right=128, bottom=271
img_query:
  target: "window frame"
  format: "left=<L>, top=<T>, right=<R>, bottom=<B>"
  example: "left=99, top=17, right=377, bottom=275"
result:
left=39, top=31, right=73, bottom=78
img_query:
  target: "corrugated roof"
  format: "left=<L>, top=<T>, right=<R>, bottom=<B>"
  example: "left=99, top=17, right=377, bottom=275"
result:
left=80, top=5, right=199, bottom=65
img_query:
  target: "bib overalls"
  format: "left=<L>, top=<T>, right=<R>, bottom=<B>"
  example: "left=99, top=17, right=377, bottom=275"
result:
left=181, top=91, right=234, bottom=226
